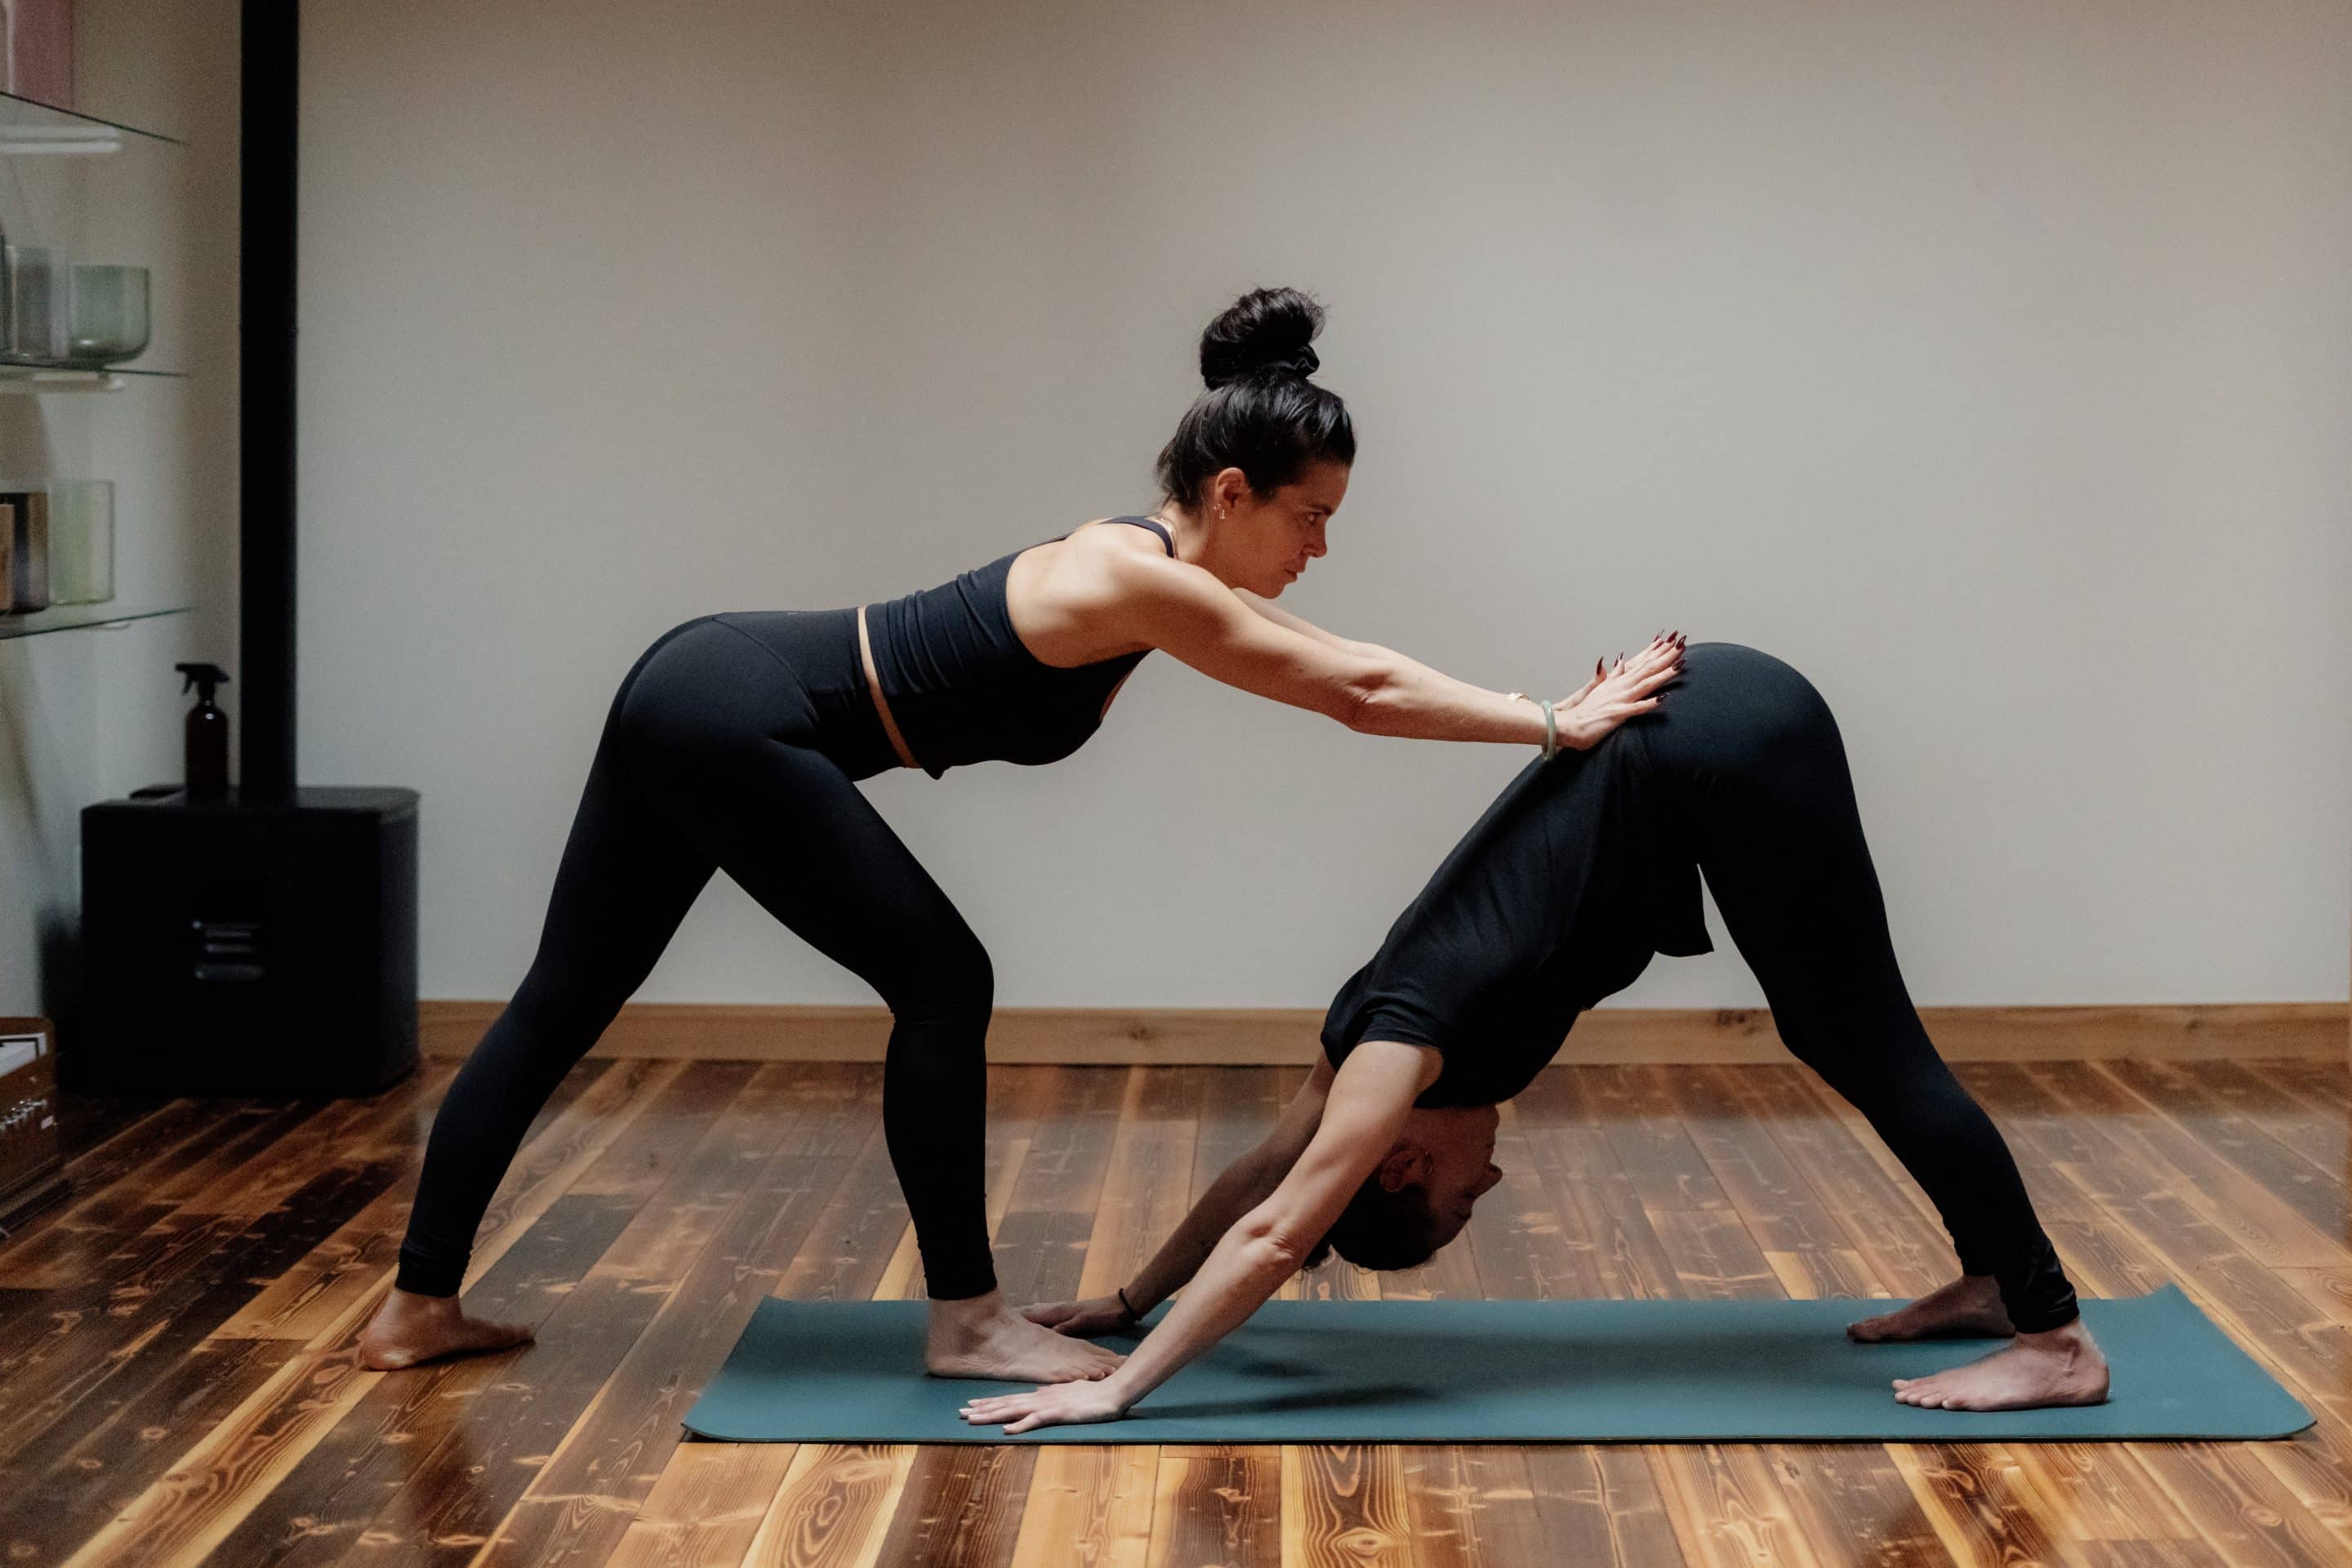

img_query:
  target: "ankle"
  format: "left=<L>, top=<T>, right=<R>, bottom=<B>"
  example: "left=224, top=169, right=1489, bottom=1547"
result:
left=928, top=1288, right=1009, bottom=1331
left=381, top=1286, right=460, bottom=1322
left=2016, top=1316, right=2093, bottom=1351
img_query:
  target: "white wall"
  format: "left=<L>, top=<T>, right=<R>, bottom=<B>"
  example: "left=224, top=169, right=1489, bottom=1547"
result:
left=0, top=0, right=238, bottom=1018
left=291, top=0, right=2350, bottom=1015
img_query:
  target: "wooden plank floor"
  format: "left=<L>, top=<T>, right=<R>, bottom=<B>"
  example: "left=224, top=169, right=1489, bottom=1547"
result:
left=5, top=1054, right=2351, bottom=1566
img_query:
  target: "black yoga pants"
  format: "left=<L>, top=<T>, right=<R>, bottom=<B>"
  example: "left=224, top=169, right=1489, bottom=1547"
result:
left=1637, top=643, right=2078, bottom=1331
left=394, top=611, right=1002, bottom=1302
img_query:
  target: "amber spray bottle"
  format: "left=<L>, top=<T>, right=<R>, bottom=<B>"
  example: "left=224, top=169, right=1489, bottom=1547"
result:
left=175, top=662, right=229, bottom=798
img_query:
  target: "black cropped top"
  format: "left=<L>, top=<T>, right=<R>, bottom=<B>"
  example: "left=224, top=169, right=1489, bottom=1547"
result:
left=863, top=516, right=1175, bottom=778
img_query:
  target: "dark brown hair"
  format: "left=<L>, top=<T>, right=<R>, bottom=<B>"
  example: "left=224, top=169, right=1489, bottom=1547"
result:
left=1302, top=1172, right=1445, bottom=1272
left=1155, top=286, right=1356, bottom=510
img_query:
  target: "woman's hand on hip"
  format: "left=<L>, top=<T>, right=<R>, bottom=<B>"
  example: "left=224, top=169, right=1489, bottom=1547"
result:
left=1555, top=632, right=1685, bottom=751
left=960, top=1378, right=1132, bottom=1435
left=1022, top=1294, right=1139, bottom=1338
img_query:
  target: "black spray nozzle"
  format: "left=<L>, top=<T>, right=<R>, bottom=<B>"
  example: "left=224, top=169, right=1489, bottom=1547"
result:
left=175, top=661, right=231, bottom=700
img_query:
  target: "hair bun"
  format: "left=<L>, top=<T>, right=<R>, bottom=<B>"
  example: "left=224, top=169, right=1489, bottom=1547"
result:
left=1199, top=286, right=1326, bottom=390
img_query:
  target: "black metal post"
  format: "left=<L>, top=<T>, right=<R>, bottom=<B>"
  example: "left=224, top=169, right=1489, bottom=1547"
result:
left=238, top=0, right=296, bottom=798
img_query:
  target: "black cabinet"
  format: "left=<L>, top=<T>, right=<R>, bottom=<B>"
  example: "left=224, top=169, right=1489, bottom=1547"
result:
left=74, top=786, right=419, bottom=1097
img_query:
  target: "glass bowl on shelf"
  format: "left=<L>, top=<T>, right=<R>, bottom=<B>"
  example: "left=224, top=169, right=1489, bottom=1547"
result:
left=63, top=265, right=149, bottom=367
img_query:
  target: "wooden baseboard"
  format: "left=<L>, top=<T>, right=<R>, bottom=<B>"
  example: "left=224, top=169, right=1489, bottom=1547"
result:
left=418, top=1000, right=2350, bottom=1066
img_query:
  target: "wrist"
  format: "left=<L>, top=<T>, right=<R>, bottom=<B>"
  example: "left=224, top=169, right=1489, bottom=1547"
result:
left=1506, top=692, right=1558, bottom=757
left=1098, top=1363, right=1144, bottom=1411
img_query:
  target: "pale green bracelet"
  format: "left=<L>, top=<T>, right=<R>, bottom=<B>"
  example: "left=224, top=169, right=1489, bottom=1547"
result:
left=1508, top=693, right=1561, bottom=760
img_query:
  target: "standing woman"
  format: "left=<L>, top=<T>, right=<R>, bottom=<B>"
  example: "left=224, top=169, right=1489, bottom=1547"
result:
left=359, top=287, right=1683, bottom=1383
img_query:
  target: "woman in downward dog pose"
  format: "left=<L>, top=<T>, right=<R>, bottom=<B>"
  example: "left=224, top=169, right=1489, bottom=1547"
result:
left=359, top=286, right=1686, bottom=1383
left=964, top=639, right=2108, bottom=1432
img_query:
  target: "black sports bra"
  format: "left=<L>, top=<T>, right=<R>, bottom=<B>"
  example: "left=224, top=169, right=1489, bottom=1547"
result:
left=863, top=516, right=1174, bottom=777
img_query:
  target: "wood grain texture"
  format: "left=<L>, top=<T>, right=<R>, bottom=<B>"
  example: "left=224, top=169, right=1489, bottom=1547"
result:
left=420, top=1000, right=2351, bottom=1065
left=10, top=1054, right=2352, bottom=1566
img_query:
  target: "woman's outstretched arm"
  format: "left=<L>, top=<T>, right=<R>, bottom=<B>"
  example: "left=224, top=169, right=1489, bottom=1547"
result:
left=1115, top=549, right=1679, bottom=748
left=1025, top=1055, right=1337, bottom=1337
left=1228, top=587, right=1387, bottom=661
left=961, top=1040, right=1436, bottom=1434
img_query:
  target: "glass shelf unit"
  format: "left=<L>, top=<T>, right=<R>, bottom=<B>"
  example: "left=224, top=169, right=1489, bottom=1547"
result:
left=0, top=363, right=184, bottom=392
left=0, top=89, right=185, bottom=153
left=0, top=604, right=193, bottom=641
left=0, top=88, right=192, bottom=635
left=0, top=84, right=185, bottom=381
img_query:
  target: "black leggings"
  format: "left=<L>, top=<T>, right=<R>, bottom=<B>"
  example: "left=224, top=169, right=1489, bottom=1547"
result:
left=394, top=610, right=1002, bottom=1301
left=1633, top=643, right=2078, bottom=1331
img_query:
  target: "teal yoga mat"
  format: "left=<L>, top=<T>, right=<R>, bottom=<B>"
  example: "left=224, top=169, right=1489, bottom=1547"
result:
left=680, top=1285, right=2310, bottom=1444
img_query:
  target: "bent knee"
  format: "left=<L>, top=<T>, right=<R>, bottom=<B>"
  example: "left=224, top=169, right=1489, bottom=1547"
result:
left=885, top=933, right=994, bottom=1023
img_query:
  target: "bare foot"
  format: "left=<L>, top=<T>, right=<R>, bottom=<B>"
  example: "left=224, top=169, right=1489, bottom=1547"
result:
left=926, top=1290, right=1127, bottom=1383
left=1848, top=1273, right=2016, bottom=1343
left=357, top=1285, right=536, bottom=1370
left=1891, top=1316, right=2109, bottom=1411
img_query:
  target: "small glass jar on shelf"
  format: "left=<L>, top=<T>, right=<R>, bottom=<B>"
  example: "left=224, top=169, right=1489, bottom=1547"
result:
left=0, top=476, right=112, bottom=613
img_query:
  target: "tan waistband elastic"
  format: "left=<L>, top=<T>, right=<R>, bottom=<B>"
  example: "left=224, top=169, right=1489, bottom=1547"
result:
left=856, top=604, right=922, bottom=772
